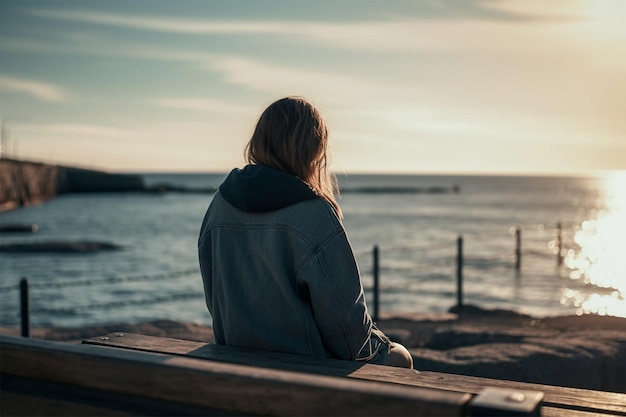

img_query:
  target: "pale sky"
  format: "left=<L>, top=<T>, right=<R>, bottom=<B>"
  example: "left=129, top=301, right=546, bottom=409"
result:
left=0, top=0, right=625, bottom=174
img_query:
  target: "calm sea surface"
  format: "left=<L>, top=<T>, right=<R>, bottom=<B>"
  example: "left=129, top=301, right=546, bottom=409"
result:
left=1, top=172, right=624, bottom=327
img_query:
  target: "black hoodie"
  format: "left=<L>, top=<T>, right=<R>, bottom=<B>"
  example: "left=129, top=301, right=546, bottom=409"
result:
left=219, top=164, right=318, bottom=213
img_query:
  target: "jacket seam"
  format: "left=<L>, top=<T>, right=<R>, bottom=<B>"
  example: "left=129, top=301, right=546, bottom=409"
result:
left=203, top=223, right=317, bottom=247
left=295, top=230, right=359, bottom=359
left=301, top=311, right=315, bottom=356
left=198, top=249, right=212, bottom=267
left=294, top=228, right=343, bottom=277
left=316, top=246, right=356, bottom=359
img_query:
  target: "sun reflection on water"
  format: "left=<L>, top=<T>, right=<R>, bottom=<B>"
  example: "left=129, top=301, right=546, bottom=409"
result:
left=561, top=171, right=626, bottom=317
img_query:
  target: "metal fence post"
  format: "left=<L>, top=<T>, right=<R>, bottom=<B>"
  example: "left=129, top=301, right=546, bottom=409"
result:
left=556, top=221, right=563, bottom=266
left=372, top=245, right=380, bottom=322
left=456, top=236, right=463, bottom=309
left=515, top=227, right=522, bottom=271
left=20, top=277, right=30, bottom=337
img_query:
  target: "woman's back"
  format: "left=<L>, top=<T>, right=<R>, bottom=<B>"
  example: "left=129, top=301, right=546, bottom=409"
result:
left=197, top=97, right=412, bottom=368
left=198, top=164, right=380, bottom=360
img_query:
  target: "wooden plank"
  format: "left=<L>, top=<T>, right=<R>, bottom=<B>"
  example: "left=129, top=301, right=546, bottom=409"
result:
left=410, top=372, right=626, bottom=416
left=539, top=406, right=621, bottom=417
left=1, top=373, right=235, bottom=416
left=84, top=333, right=626, bottom=416
left=1, top=335, right=469, bottom=416
left=0, top=389, right=135, bottom=417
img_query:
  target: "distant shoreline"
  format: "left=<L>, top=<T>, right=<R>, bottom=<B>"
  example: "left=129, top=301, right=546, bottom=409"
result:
left=2, top=158, right=468, bottom=213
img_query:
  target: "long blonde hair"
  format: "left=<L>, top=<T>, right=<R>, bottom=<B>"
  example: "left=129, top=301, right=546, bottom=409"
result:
left=245, top=97, right=341, bottom=216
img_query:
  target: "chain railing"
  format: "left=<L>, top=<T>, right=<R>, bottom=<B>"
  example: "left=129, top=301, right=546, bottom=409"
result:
left=361, top=221, right=574, bottom=320
left=2, top=269, right=201, bottom=336
left=3, top=220, right=579, bottom=335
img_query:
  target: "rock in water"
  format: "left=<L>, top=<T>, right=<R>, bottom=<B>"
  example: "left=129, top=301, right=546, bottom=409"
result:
left=0, top=241, right=120, bottom=253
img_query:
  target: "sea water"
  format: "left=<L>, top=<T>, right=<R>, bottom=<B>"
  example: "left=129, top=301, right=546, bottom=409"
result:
left=0, top=172, right=624, bottom=327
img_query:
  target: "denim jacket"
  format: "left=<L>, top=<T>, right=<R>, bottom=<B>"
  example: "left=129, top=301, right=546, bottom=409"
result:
left=198, top=164, right=390, bottom=363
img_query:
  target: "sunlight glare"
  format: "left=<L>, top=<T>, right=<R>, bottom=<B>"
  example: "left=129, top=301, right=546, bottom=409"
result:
left=562, top=171, right=626, bottom=317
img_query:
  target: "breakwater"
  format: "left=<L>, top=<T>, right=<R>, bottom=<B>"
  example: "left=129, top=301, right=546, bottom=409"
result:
left=0, top=159, right=144, bottom=212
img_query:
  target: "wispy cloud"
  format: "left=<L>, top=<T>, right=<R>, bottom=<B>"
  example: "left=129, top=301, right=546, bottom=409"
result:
left=20, top=8, right=481, bottom=52
left=0, top=75, right=71, bottom=102
left=150, top=97, right=256, bottom=115
left=0, top=35, right=217, bottom=66
left=0, top=33, right=399, bottom=108
left=27, top=9, right=310, bottom=35
left=1, top=34, right=385, bottom=105
left=206, top=56, right=400, bottom=104
left=37, top=123, right=131, bottom=138
left=27, top=9, right=456, bottom=52
left=23, top=6, right=579, bottom=54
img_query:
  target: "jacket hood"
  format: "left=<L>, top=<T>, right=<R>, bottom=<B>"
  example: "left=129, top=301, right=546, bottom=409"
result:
left=219, top=164, right=318, bottom=212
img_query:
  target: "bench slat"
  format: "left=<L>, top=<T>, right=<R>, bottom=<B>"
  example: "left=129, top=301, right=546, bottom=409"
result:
left=1, top=390, right=131, bottom=417
left=83, top=333, right=626, bottom=416
left=1, top=335, right=468, bottom=416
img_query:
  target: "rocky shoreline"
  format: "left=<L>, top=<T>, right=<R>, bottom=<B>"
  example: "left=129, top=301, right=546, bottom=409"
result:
left=1, top=305, right=624, bottom=393
left=385, top=306, right=626, bottom=393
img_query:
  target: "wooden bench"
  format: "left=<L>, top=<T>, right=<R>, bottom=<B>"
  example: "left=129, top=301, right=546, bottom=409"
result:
left=2, top=333, right=625, bottom=416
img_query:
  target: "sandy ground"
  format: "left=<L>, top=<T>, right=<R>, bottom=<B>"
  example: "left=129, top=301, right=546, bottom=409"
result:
left=2, top=304, right=624, bottom=393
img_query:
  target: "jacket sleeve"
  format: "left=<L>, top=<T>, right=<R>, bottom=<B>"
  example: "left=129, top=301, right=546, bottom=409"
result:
left=198, top=223, right=214, bottom=316
left=297, top=229, right=389, bottom=361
